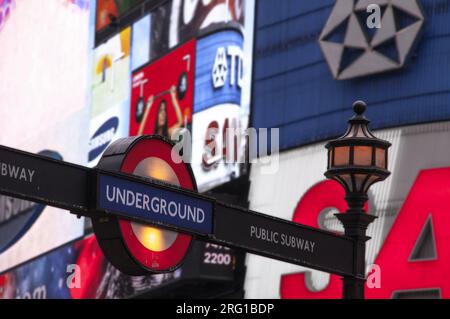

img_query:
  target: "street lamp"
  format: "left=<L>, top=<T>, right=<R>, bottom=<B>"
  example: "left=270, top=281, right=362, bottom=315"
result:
left=325, top=100, right=391, bottom=299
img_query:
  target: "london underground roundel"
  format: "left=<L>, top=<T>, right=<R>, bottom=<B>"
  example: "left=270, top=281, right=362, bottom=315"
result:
left=91, top=135, right=195, bottom=275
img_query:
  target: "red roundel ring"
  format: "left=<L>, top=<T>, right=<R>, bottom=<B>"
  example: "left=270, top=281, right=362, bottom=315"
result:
left=91, top=135, right=195, bottom=275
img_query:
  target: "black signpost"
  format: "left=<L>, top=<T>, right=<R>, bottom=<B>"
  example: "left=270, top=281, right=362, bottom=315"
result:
left=0, top=102, right=391, bottom=299
left=94, top=168, right=355, bottom=276
left=0, top=143, right=354, bottom=275
left=0, top=145, right=89, bottom=213
left=214, top=202, right=354, bottom=277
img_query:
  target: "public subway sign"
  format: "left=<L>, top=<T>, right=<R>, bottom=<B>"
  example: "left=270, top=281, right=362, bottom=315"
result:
left=0, top=140, right=355, bottom=278
left=97, top=173, right=214, bottom=235
left=214, top=204, right=353, bottom=276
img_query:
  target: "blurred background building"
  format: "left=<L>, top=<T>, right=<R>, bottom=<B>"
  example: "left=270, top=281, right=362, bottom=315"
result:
left=1, top=0, right=450, bottom=299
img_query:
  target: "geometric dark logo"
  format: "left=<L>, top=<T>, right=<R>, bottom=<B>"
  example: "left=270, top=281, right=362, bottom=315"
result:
left=319, top=0, right=425, bottom=80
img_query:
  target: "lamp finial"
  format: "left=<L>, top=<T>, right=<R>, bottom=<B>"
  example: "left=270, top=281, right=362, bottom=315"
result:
left=353, top=100, right=366, bottom=116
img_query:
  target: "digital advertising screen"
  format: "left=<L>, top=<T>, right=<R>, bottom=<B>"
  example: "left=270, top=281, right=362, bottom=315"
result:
left=0, top=0, right=253, bottom=299
left=150, top=0, right=247, bottom=60
left=150, top=0, right=255, bottom=192
left=89, top=26, right=131, bottom=166
left=131, top=13, right=151, bottom=70
left=0, top=235, right=237, bottom=299
left=83, top=1, right=255, bottom=299
left=95, top=0, right=145, bottom=32
left=0, top=0, right=91, bottom=273
left=0, top=234, right=182, bottom=299
left=92, top=0, right=255, bottom=191
left=252, top=0, right=450, bottom=150
left=191, top=29, right=249, bottom=191
left=130, top=39, right=195, bottom=141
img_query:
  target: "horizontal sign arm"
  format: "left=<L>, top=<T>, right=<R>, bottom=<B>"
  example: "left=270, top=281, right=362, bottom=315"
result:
left=93, top=169, right=355, bottom=277
left=0, top=145, right=90, bottom=213
left=214, top=202, right=354, bottom=277
left=0, top=144, right=355, bottom=277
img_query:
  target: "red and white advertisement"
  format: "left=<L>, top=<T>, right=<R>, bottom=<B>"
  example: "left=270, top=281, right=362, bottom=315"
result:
left=130, top=40, right=196, bottom=139
left=0, top=0, right=90, bottom=273
left=245, top=121, right=450, bottom=299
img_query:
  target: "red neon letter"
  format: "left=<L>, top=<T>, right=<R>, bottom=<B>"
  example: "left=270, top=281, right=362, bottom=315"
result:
left=367, top=168, right=450, bottom=298
left=281, top=168, right=450, bottom=299
left=280, top=180, right=347, bottom=299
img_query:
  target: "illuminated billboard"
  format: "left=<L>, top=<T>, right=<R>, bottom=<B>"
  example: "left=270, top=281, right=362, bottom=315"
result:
left=89, top=27, right=131, bottom=166
left=157, top=0, right=255, bottom=192
left=150, top=0, right=246, bottom=59
left=245, top=121, right=450, bottom=299
left=0, top=235, right=181, bottom=299
left=0, top=0, right=14, bottom=31
left=84, top=0, right=254, bottom=298
left=191, top=29, right=248, bottom=191
left=252, top=0, right=450, bottom=150
left=0, top=235, right=236, bottom=299
left=130, top=39, right=195, bottom=140
left=96, top=0, right=145, bottom=32
left=92, top=0, right=255, bottom=192
left=0, top=0, right=90, bottom=272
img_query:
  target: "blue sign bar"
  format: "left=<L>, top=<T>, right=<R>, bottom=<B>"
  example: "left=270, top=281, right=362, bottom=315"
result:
left=97, top=174, right=214, bottom=235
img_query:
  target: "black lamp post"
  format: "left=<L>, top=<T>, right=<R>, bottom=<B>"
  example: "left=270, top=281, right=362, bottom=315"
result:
left=325, top=100, right=391, bottom=299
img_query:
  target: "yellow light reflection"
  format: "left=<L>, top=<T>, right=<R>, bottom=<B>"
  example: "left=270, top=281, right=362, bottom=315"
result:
left=131, top=157, right=181, bottom=252
left=131, top=223, right=178, bottom=252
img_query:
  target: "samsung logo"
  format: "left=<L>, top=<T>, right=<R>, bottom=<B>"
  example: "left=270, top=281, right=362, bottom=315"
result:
left=88, top=117, right=119, bottom=162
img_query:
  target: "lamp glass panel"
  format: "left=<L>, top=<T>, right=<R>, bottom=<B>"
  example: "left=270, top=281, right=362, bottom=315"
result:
left=354, top=146, right=372, bottom=166
left=334, top=146, right=350, bottom=167
left=354, top=174, right=367, bottom=193
left=376, top=147, right=386, bottom=169
left=338, top=174, right=352, bottom=191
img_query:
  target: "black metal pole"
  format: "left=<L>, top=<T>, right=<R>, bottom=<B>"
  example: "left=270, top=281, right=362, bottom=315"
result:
left=335, top=193, right=376, bottom=299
